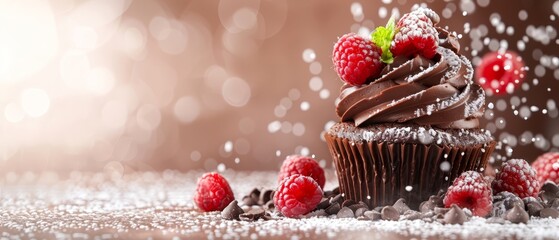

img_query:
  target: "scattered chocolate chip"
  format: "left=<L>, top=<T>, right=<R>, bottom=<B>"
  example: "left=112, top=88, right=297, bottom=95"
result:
left=330, top=194, right=344, bottom=205
left=444, top=204, right=467, bottom=225
left=486, top=217, right=506, bottom=224
left=354, top=207, right=368, bottom=217
left=316, top=198, right=331, bottom=210
left=526, top=201, right=544, bottom=217
left=261, top=213, right=273, bottom=221
left=242, top=196, right=258, bottom=206
left=504, top=204, right=529, bottom=224
left=348, top=202, right=368, bottom=212
left=332, top=187, right=340, bottom=195
left=540, top=208, right=559, bottom=219
left=401, top=210, right=423, bottom=221
left=259, top=189, right=274, bottom=205
left=501, top=193, right=524, bottom=210
left=549, top=198, right=559, bottom=209
left=325, top=202, right=341, bottom=215
left=381, top=206, right=400, bottom=221
left=341, top=199, right=356, bottom=209
left=249, top=188, right=261, bottom=200
left=540, top=182, right=559, bottom=203
left=221, top=200, right=244, bottom=220
left=434, top=207, right=450, bottom=215
left=363, top=210, right=382, bottom=221
left=492, top=201, right=507, bottom=218
left=263, top=200, right=275, bottom=210
left=373, top=206, right=384, bottom=212
left=239, top=208, right=265, bottom=221
left=393, top=198, right=411, bottom=214
left=420, top=195, right=443, bottom=212
left=337, top=207, right=355, bottom=218
left=305, top=209, right=328, bottom=218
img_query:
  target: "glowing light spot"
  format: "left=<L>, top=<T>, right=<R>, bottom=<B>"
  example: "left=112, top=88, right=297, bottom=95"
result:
left=222, top=77, right=251, bottom=107
left=174, top=96, right=200, bottom=124
left=232, top=7, right=257, bottom=30
left=86, top=68, right=115, bottom=95
left=21, top=88, right=50, bottom=118
left=302, top=49, right=316, bottom=63
left=4, top=102, right=24, bottom=123
left=136, top=104, right=161, bottom=131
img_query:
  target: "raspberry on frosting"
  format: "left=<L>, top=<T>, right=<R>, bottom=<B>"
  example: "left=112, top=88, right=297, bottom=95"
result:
left=332, top=33, right=384, bottom=86
left=391, top=8, right=439, bottom=59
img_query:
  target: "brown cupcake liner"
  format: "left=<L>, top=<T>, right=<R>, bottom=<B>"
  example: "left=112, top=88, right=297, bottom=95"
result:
left=325, top=133, right=495, bottom=209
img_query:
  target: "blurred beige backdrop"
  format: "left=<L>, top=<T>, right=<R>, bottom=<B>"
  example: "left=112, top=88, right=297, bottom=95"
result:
left=0, top=0, right=557, bottom=173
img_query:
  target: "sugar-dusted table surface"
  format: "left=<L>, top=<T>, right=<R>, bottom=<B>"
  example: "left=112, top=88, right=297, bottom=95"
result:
left=0, top=171, right=558, bottom=240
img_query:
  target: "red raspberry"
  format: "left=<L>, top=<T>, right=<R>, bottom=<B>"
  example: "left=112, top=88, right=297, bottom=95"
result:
left=194, top=172, right=235, bottom=212
left=532, top=152, right=559, bottom=185
left=278, top=155, right=325, bottom=189
left=332, top=33, right=383, bottom=86
left=274, top=174, right=323, bottom=218
left=391, top=8, right=439, bottom=59
left=443, top=171, right=493, bottom=217
left=475, top=50, right=525, bottom=95
left=492, top=159, right=541, bottom=198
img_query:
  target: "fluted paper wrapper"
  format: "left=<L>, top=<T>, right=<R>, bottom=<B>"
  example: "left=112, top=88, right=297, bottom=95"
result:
left=325, top=133, right=495, bottom=209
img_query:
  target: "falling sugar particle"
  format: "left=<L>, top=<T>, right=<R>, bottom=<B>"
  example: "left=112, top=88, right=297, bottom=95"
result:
left=405, top=186, right=413, bottom=192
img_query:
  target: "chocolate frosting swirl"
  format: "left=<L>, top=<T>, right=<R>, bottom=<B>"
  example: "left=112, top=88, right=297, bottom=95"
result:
left=335, top=29, right=485, bottom=129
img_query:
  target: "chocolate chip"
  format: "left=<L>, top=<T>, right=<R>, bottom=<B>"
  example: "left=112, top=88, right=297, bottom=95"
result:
left=239, top=208, right=265, bottom=221
left=540, top=182, right=559, bottom=203
left=363, top=210, right=382, bottom=221
left=401, top=210, right=422, bottom=221
left=540, top=208, right=559, bottom=219
left=392, top=198, right=411, bottom=214
left=341, top=199, right=356, bottom=208
left=221, top=200, right=244, bottom=220
left=486, top=217, right=506, bottom=224
left=549, top=198, right=559, bottom=209
left=249, top=188, right=261, bottom=201
left=492, top=201, right=507, bottom=217
left=330, top=194, right=344, bottom=205
left=337, top=207, right=355, bottom=218
left=502, top=193, right=524, bottom=210
left=242, top=196, right=258, bottom=206
left=420, top=195, right=443, bottom=212
left=504, top=204, right=529, bottom=224
left=332, top=187, right=340, bottom=195
left=354, top=207, right=368, bottom=217
left=444, top=204, right=467, bottom=225
left=261, top=213, right=273, bottom=221
left=526, top=201, right=544, bottom=217
left=259, top=189, right=274, bottom=205
left=304, top=209, right=327, bottom=218
left=381, top=206, right=400, bottom=221
left=263, top=200, right=275, bottom=210
left=434, top=207, right=450, bottom=215
left=316, top=198, right=331, bottom=210
left=325, top=202, right=341, bottom=215
left=348, top=203, right=368, bottom=212
left=373, top=206, right=383, bottom=212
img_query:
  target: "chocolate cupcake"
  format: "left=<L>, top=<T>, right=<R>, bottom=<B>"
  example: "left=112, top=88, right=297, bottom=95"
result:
left=326, top=8, right=495, bottom=209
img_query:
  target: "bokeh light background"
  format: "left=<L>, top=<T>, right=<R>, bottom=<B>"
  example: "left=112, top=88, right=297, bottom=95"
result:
left=0, top=0, right=558, bottom=175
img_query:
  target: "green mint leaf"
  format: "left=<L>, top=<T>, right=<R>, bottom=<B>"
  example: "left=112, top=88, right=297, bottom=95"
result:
left=371, top=18, right=396, bottom=64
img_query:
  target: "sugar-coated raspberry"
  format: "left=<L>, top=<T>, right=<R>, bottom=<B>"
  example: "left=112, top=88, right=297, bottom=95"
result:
left=274, top=174, right=323, bottom=218
left=492, top=159, right=541, bottom=198
left=332, top=33, right=384, bottom=86
left=475, top=50, right=525, bottom=95
left=391, top=8, right=439, bottom=59
left=443, top=171, right=493, bottom=217
left=278, top=155, right=325, bottom=189
left=532, top=152, right=559, bottom=185
left=194, top=172, right=235, bottom=212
